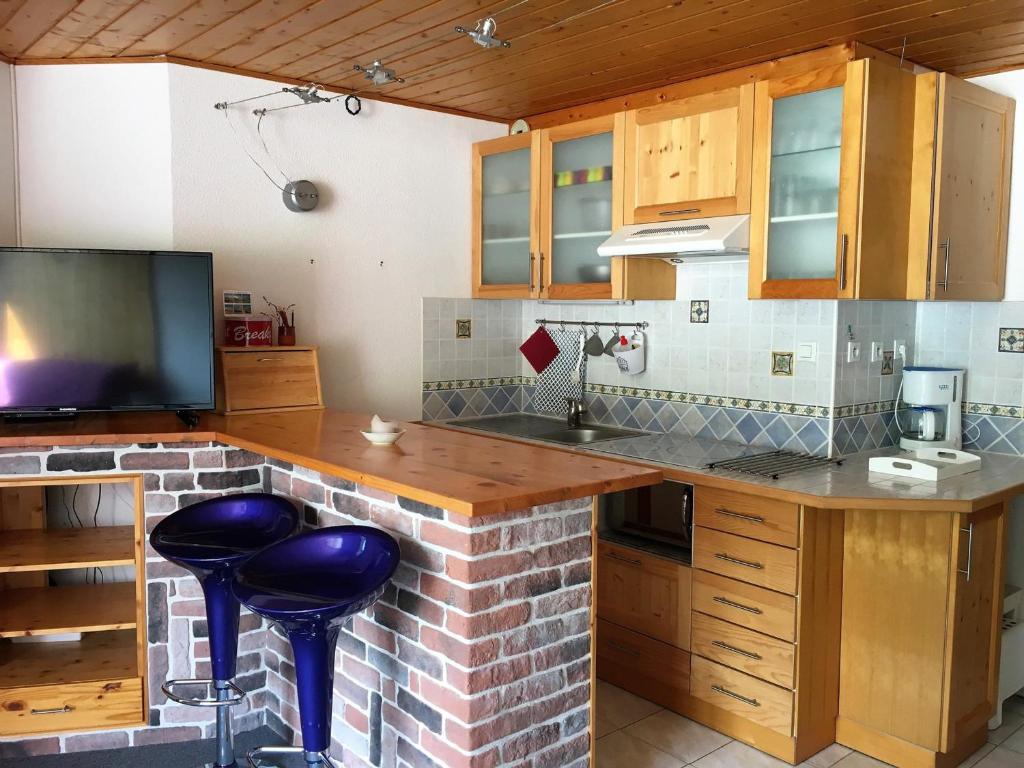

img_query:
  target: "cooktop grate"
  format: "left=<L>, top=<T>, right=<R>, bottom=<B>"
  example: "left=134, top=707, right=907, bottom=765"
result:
left=706, top=450, right=841, bottom=480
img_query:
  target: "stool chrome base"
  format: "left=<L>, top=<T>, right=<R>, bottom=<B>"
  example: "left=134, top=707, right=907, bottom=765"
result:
left=163, top=678, right=247, bottom=768
left=246, top=745, right=339, bottom=768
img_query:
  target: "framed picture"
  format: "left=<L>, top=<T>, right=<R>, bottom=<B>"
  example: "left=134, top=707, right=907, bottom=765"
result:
left=223, top=290, right=253, bottom=317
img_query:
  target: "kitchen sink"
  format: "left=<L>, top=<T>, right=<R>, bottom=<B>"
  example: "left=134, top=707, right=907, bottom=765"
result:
left=535, top=426, right=644, bottom=445
left=445, top=413, right=646, bottom=445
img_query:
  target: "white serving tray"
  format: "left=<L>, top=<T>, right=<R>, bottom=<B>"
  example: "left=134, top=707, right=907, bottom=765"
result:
left=868, top=448, right=982, bottom=481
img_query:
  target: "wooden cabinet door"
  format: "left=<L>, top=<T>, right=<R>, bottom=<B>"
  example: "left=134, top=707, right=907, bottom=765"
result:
left=623, top=84, right=753, bottom=224
left=910, top=75, right=1014, bottom=301
left=941, top=504, right=1005, bottom=753
left=596, top=541, right=689, bottom=649
left=749, top=60, right=915, bottom=300
left=472, top=133, right=538, bottom=298
left=537, top=115, right=622, bottom=299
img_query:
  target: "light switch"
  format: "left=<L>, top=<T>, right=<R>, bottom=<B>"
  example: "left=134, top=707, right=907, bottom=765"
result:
left=870, top=342, right=884, bottom=362
left=847, top=341, right=861, bottom=363
left=894, top=339, right=907, bottom=360
left=797, top=342, right=817, bottom=362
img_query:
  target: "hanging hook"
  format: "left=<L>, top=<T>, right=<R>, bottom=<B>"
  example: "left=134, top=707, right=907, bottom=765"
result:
left=560, top=320, right=566, bottom=332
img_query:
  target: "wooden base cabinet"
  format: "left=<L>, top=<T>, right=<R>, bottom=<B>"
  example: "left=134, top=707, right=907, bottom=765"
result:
left=838, top=504, right=1005, bottom=768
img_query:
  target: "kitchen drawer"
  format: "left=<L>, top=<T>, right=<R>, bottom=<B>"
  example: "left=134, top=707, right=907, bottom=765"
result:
left=216, top=347, right=324, bottom=414
left=694, top=527, right=798, bottom=594
left=691, top=656, right=793, bottom=736
left=597, top=618, right=690, bottom=711
left=597, top=540, right=690, bottom=649
left=691, top=611, right=795, bottom=689
left=0, top=676, right=143, bottom=736
left=695, top=487, right=799, bottom=548
left=692, top=569, right=796, bottom=642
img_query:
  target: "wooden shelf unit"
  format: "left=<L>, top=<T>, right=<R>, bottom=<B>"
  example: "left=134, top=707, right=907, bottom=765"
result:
left=0, top=477, right=148, bottom=737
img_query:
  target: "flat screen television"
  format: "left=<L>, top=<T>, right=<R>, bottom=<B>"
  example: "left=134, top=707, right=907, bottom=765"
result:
left=0, top=247, right=214, bottom=414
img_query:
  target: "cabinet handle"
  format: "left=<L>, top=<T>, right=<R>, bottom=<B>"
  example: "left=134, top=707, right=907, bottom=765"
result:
left=538, top=252, right=545, bottom=292
left=529, top=252, right=535, bottom=292
left=839, top=233, right=849, bottom=291
left=714, top=507, right=764, bottom=524
left=256, top=357, right=284, bottom=362
left=959, top=522, right=974, bottom=581
left=659, top=208, right=700, bottom=216
left=712, top=640, right=762, bottom=661
left=607, top=551, right=642, bottom=566
left=938, top=238, right=951, bottom=291
left=31, top=705, right=73, bottom=716
left=715, top=552, right=764, bottom=570
left=608, top=640, right=641, bottom=656
left=712, top=596, right=763, bottom=615
left=711, top=685, right=760, bottom=708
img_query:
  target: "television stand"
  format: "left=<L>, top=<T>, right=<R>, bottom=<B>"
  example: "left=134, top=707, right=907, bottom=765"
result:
left=175, top=410, right=200, bottom=429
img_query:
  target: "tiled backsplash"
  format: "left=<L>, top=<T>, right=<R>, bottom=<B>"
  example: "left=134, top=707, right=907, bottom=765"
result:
left=422, top=270, right=1024, bottom=457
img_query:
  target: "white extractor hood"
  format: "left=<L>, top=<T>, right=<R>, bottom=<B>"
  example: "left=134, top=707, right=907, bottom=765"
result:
left=597, top=214, right=750, bottom=263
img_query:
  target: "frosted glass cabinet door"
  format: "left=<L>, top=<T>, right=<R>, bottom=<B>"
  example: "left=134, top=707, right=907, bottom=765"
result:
left=765, top=86, right=844, bottom=281
left=480, top=146, right=533, bottom=286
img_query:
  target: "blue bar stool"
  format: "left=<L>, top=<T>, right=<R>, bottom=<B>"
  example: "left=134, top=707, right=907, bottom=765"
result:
left=151, top=493, right=299, bottom=768
left=233, top=526, right=401, bottom=768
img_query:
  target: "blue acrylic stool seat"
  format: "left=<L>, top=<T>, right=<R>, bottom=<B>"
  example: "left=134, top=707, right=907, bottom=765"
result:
left=233, top=526, right=401, bottom=768
left=151, top=493, right=299, bottom=768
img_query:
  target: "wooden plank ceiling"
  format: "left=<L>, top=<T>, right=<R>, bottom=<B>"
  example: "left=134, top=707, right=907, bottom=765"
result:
left=2, top=0, right=1024, bottom=122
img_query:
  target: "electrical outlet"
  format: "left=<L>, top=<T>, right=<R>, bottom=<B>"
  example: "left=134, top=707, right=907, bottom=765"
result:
left=847, top=341, right=861, bottom=363
left=894, top=339, right=907, bottom=360
left=870, top=342, right=884, bottom=362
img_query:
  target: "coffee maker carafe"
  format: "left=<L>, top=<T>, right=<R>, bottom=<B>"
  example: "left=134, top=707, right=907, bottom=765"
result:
left=898, top=367, right=964, bottom=451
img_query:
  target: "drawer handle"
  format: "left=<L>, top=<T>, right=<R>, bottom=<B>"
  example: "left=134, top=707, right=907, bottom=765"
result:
left=607, top=551, right=642, bottom=566
left=256, top=357, right=284, bottom=362
left=659, top=208, right=700, bottom=216
left=714, top=507, right=765, bottom=524
left=31, top=705, right=74, bottom=716
left=711, top=684, right=761, bottom=708
left=608, top=640, right=641, bottom=656
left=712, top=595, right=763, bottom=615
left=715, top=553, right=764, bottom=570
left=712, top=640, right=762, bottom=661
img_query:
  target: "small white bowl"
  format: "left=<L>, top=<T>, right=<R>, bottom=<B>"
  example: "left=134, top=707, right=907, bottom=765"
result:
left=361, top=430, right=406, bottom=446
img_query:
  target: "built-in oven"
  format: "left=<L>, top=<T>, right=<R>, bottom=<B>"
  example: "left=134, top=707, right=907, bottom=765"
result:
left=598, top=480, right=693, bottom=563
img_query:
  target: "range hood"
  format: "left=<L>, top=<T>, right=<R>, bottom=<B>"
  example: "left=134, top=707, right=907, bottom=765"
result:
left=597, top=214, right=750, bottom=263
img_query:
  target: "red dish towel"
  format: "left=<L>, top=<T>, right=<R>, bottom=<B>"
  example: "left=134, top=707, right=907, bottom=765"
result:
left=519, top=326, right=560, bottom=374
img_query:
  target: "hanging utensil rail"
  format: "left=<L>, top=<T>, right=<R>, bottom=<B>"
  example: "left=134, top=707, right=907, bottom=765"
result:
left=536, top=319, right=649, bottom=329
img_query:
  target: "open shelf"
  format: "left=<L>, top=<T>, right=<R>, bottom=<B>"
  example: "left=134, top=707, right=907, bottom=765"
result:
left=769, top=212, right=838, bottom=223
left=0, top=630, right=137, bottom=689
left=0, top=526, right=135, bottom=573
left=0, top=582, right=137, bottom=638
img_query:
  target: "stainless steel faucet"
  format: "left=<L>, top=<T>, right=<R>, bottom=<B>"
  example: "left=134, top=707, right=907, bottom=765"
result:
left=565, top=397, right=588, bottom=429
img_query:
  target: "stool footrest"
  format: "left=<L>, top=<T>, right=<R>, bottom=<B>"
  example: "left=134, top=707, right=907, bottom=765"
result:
left=163, top=678, right=247, bottom=707
left=246, top=745, right=339, bottom=768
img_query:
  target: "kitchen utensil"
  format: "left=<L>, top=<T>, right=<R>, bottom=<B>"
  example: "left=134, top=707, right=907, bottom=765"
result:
left=613, top=330, right=646, bottom=375
left=519, top=326, right=560, bottom=374
left=603, top=326, right=620, bottom=357
left=570, top=331, right=586, bottom=384
left=584, top=325, right=605, bottom=357
left=361, top=430, right=406, bottom=446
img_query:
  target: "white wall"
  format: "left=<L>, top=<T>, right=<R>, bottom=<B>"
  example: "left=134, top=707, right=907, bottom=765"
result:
left=167, top=65, right=503, bottom=418
left=15, top=64, right=173, bottom=250
left=0, top=62, right=16, bottom=245
left=12, top=62, right=504, bottom=419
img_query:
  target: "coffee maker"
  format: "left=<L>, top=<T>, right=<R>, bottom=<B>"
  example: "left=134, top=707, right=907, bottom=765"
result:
left=898, top=367, right=964, bottom=451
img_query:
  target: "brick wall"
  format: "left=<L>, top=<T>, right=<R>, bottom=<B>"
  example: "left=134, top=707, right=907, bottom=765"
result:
left=0, top=445, right=596, bottom=768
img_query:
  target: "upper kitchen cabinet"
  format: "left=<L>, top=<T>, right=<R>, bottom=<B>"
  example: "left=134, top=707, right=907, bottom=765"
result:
left=538, top=115, right=622, bottom=299
left=622, top=84, right=754, bottom=224
left=471, top=118, right=675, bottom=300
left=472, top=132, right=538, bottom=298
left=748, top=60, right=917, bottom=299
left=907, top=73, right=1014, bottom=301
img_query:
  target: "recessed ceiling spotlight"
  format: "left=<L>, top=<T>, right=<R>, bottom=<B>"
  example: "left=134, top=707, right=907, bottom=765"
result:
left=353, top=59, right=405, bottom=85
left=455, top=17, right=511, bottom=49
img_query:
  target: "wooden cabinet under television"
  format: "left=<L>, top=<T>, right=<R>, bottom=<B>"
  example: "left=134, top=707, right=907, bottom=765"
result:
left=0, top=478, right=147, bottom=736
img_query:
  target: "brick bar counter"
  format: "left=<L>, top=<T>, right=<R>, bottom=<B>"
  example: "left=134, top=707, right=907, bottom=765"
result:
left=0, top=411, right=659, bottom=767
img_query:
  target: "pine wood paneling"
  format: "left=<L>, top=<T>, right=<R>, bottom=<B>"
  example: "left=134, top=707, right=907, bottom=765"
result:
left=3, top=1, right=1024, bottom=119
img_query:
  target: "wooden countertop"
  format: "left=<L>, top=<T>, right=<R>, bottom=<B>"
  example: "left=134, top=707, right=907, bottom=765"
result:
left=0, top=411, right=661, bottom=516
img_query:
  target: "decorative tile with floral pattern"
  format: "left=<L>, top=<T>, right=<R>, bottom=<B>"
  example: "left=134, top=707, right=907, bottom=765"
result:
left=999, top=327, right=1024, bottom=353
left=690, top=300, right=709, bottom=323
left=455, top=318, right=472, bottom=339
left=881, top=350, right=894, bottom=375
left=771, top=351, right=794, bottom=376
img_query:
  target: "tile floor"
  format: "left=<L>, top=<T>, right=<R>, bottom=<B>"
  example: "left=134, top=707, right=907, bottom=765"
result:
left=595, top=681, right=1024, bottom=768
